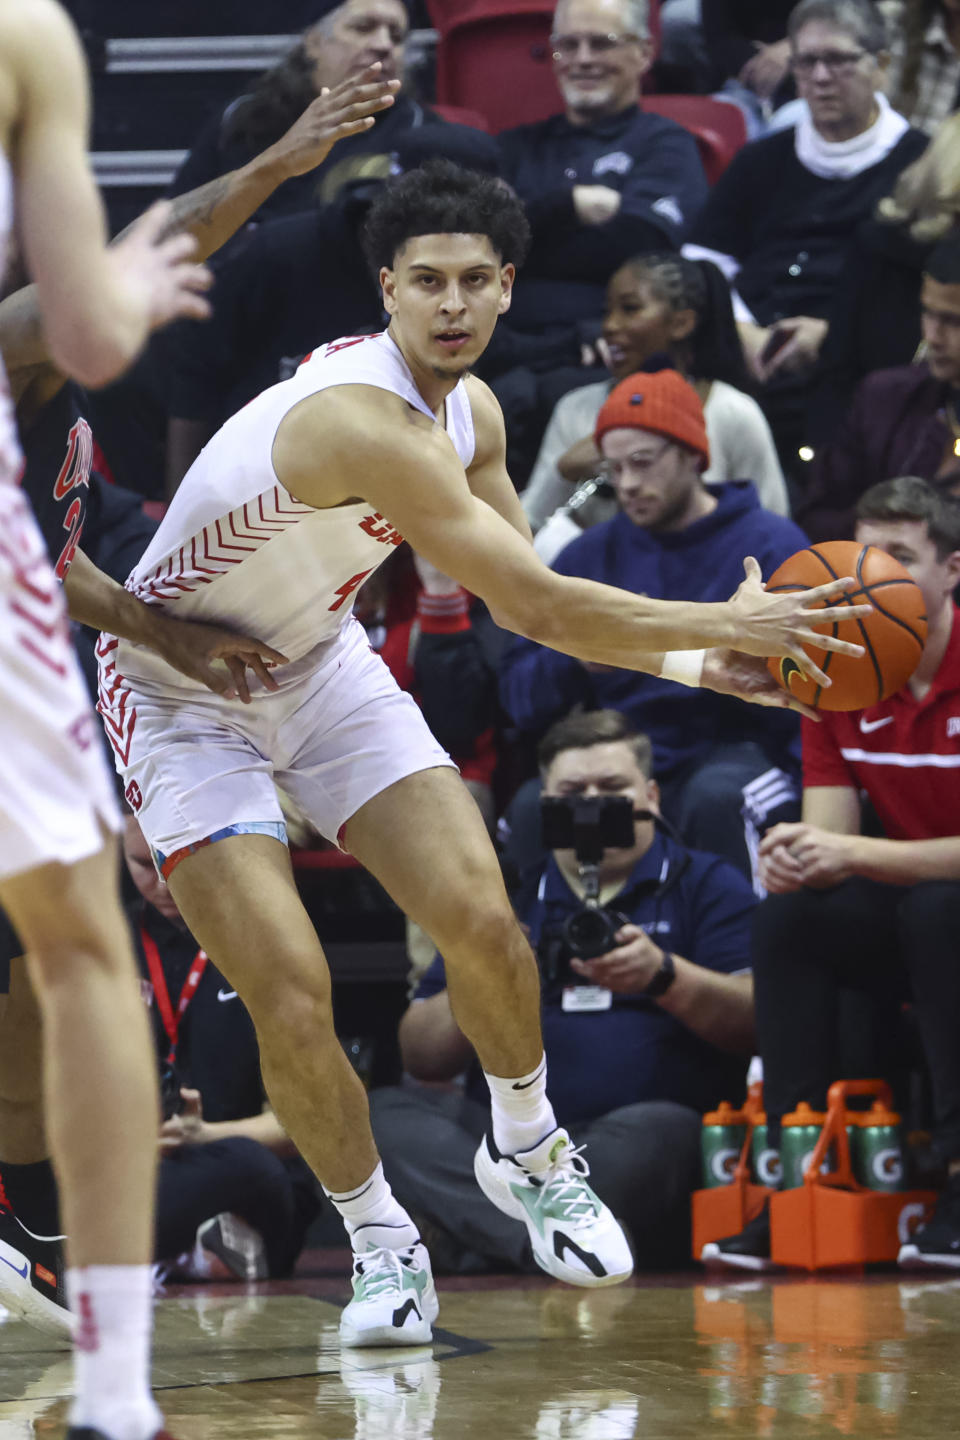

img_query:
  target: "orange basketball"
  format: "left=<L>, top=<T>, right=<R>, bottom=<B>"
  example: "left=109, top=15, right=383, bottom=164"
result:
left=764, top=541, right=928, bottom=711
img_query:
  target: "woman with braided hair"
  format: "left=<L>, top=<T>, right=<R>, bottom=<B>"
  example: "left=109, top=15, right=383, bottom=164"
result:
left=522, top=252, right=789, bottom=562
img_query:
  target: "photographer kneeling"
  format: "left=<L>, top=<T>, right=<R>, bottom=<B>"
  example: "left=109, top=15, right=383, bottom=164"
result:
left=369, top=710, right=757, bottom=1272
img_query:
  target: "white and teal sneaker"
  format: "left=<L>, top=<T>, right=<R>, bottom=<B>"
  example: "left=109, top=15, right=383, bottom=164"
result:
left=340, top=1230, right=439, bottom=1349
left=474, top=1129, right=633, bottom=1288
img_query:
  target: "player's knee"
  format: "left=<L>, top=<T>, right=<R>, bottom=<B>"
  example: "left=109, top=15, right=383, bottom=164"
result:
left=439, top=894, right=526, bottom=968
left=242, top=950, right=334, bottom=1038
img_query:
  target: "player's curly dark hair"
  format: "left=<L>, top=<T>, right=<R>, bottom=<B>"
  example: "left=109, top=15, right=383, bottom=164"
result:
left=361, top=159, right=531, bottom=272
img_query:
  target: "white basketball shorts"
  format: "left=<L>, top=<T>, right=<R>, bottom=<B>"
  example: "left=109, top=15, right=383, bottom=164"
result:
left=97, top=615, right=455, bottom=877
left=0, top=486, right=121, bottom=882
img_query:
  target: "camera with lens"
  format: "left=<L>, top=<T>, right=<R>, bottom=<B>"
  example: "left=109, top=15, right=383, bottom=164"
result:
left=538, top=793, right=637, bottom=976
left=159, top=1064, right=182, bottom=1122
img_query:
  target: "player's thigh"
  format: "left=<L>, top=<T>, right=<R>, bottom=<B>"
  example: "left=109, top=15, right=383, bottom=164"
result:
left=165, top=832, right=334, bottom=1016
left=343, top=766, right=516, bottom=948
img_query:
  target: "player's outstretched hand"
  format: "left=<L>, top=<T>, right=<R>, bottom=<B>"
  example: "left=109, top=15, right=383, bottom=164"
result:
left=108, top=201, right=213, bottom=335
left=701, top=649, right=822, bottom=719
left=148, top=613, right=289, bottom=703
left=726, top=556, right=871, bottom=689
left=267, top=64, right=400, bottom=180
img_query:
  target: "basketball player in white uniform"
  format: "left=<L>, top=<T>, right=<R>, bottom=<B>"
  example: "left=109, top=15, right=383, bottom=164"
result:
left=0, top=2, right=215, bottom=1437
left=99, top=161, right=868, bottom=1348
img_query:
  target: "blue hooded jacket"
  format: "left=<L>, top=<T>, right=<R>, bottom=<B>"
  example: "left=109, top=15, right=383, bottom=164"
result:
left=500, top=482, right=808, bottom=778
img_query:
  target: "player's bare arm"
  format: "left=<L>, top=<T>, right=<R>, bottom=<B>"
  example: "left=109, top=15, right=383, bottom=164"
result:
left=272, top=385, right=870, bottom=687
left=0, top=0, right=210, bottom=388
left=0, top=67, right=396, bottom=403
left=124, top=66, right=399, bottom=264
left=463, top=376, right=534, bottom=542
left=64, top=548, right=287, bottom=703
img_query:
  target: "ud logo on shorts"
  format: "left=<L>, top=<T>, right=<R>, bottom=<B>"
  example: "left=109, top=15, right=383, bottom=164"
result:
left=125, top=780, right=143, bottom=811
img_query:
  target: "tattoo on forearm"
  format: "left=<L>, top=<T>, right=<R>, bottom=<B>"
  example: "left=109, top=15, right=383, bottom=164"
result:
left=161, top=175, right=233, bottom=238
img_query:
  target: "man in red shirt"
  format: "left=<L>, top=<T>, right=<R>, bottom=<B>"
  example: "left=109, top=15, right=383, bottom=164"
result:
left=704, top=475, right=960, bottom=1270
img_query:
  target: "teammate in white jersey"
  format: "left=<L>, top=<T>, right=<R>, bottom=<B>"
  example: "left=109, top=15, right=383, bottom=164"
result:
left=0, top=3, right=224, bottom=1437
left=99, top=160, right=870, bottom=1349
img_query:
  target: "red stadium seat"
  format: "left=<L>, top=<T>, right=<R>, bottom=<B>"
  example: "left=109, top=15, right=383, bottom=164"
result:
left=640, top=95, right=747, bottom=183
left=431, top=103, right=493, bottom=132
left=427, top=0, right=660, bottom=133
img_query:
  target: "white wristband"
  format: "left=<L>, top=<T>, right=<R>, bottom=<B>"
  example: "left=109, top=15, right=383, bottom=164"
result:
left=660, top=649, right=706, bottom=688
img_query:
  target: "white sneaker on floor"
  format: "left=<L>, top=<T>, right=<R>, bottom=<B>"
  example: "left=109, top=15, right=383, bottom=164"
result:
left=474, top=1129, right=633, bottom=1288
left=340, top=1230, right=439, bottom=1349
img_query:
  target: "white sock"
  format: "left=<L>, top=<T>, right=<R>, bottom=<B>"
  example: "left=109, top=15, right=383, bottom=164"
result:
left=324, top=1163, right=419, bottom=1252
left=484, top=1055, right=557, bottom=1156
left=66, top=1265, right=163, bottom=1440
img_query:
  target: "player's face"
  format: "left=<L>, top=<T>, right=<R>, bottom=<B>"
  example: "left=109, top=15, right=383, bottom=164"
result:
left=920, top=276, right=960, bottom=387
left=123, top=817, right=183, bottom=924
left=381, top=234, right=515, bottom=379
left=305, top=0, right=409, bottom=88
left=603, top=266, right=695, bottom=380
left=543, top=740, right=659, bottom=876
left=552, top=0, right=652, bottom=119
left=601, top=426, right=702, bottom=531
left=855, top=517, right=960, bottom=623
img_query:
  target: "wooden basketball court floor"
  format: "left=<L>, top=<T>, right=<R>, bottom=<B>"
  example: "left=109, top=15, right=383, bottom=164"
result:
left=2, top=1254, right=959, bottom=1438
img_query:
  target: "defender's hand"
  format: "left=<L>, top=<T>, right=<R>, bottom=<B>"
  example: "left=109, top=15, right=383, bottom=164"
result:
left=146, top=612, right=289, bottom=703
left=266, top=65, right=400, bottom=180
left=726, top=556, right=871, bottom=688
left=107, top=203, right=213, bottom=331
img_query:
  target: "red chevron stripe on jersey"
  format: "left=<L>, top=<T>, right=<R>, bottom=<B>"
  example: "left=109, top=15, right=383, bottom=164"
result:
left=132, top=485, right=313, bottom=605
left=95, top=633, right=137, bottom=766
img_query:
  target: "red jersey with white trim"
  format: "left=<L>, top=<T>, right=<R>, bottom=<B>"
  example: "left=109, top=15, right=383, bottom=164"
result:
left=117, top=330, right=475, bottom=690
left=802, top=605, right=960, bottom=840
left=0, top=157, right=23, bottom=489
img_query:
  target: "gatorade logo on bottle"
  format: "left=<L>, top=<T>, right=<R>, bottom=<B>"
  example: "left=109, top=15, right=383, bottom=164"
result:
left=755, top=1149, right=782, bottom=1186
left=872, top=1147, right=904, bottom=1186
left=711, top=1148, right=740, bottom=1184
left=801, top=1148, right=831, bottom=1178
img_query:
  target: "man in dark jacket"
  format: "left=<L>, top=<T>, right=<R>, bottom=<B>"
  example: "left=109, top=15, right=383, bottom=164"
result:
left=798, top=232, right=960, bottom=541
left=497, top=0, right=708, bottom=346
left=500, top=370, right=808, bottom=887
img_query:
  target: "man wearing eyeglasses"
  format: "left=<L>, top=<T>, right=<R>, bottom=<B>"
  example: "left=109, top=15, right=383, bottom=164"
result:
left=495, top=0, right=709, bottom=358
left=685, top=0, right=927, bottom=482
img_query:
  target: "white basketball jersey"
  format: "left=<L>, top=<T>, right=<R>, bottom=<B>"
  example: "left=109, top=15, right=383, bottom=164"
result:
left=123, top=331, right=475, bottom=684
left=0, top=155, right=23, bottom=488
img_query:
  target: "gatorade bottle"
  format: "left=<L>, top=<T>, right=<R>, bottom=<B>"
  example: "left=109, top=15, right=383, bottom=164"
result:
left=852, top=1101, right=905, bottom=1192
left=780, top=1104, right=829, bottom=1188
left=701, top=1102, right=747, bottom=1188
left=750, top=1112, right=783, bottom=1187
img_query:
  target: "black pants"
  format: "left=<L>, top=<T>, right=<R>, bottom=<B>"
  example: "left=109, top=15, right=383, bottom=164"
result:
left=752, top=879, right=960, bottom=1162
left=369, top=1087, right=701, bottom=1272
left=156, top=1139, right=322, bottom=1277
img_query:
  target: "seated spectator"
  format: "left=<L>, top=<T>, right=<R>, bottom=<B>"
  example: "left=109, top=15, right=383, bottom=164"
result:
left=798, top=230, right=960, bottom=541
left=522, top=251, right=788, bottom=563
left=487, top=0, right=708, bottom=477
left=684, top=0, right=928, bottom=477
left=500, top=369, right=807, bottom=887
left=809, top=107, right=960, bottom=445
left=370, top=710, right=756, bottom=1272
left=157, top=125, right=501, bottom=493
left=881, top=0, right=960, bottom=135
left=706, top=477, right=960, bottom=1271
left=169, top=0, right=433, bottom=223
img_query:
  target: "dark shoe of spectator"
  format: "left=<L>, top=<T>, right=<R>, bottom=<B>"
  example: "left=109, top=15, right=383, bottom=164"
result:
left=899, top=1172, right=960, bottom=1269
left=0, top=1207, right=72, bottom=1336
left=700, top=1203, right=775, bottom=1271
left=194, top=1213, right=269, bottom=1281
